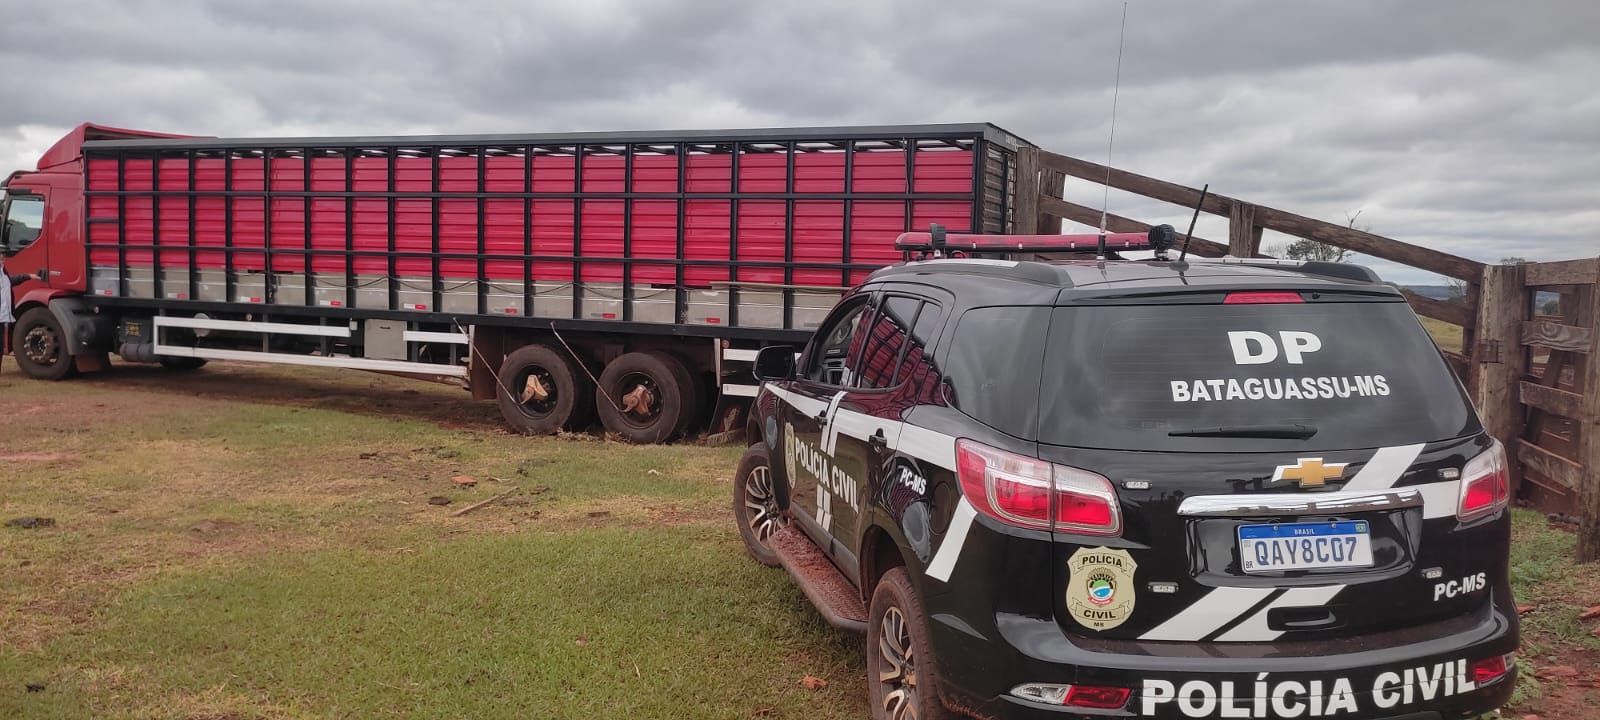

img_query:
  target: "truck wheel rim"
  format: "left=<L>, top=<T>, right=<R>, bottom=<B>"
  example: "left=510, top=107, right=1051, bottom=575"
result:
left=615, top=371, right=664, bottom=427
left=22, top=325, right=61, bottom=367
left=878, top=606, right=918, bottom=720
left=742, top=465, right=787, bottom=542
left=515, top=367, right=559, bottom=415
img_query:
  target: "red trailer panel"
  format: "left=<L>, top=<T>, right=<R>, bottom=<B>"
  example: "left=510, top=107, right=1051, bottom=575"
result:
left=80, top=124, right=1025, bottom=332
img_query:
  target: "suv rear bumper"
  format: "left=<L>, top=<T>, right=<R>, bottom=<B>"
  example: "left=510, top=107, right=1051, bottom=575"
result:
left=932, top=587, right=1519, bottom=719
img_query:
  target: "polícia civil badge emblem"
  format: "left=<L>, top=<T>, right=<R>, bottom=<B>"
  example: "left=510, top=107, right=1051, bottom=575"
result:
left=1066, top=547, right=1137, bottom=631
left=783, top=421, right=798, bottom=482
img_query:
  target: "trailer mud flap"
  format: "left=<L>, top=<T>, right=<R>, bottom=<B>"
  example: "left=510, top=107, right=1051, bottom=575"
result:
left=467, top=325, right=502, bottom=401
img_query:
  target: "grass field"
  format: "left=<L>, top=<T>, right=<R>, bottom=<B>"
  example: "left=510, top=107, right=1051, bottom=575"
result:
left=2, top=357, right=1596, bottom=719
left=1420, top=315, right=1464, bottom=354
left=0, top=360, right=862, bottom=719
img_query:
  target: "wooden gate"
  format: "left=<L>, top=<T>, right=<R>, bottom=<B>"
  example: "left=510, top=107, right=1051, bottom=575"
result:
left=1476, top=259, right=1600, bottom=560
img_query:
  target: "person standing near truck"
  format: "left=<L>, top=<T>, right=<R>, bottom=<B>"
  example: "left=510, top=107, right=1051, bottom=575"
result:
left=1, top=258, right=38, bottom=371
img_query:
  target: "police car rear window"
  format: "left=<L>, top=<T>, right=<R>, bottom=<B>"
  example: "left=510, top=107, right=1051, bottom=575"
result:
left=945, top=305, right=1049, bottom=439
left=1037, top=301, right=1479, bottom=451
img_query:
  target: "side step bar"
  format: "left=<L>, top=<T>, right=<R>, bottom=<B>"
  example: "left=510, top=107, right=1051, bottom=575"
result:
left=769, top=526, right=867, bottom=633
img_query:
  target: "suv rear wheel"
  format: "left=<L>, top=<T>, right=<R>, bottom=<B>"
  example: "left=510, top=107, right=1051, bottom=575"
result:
left=867, top=567, right=952, bottom=720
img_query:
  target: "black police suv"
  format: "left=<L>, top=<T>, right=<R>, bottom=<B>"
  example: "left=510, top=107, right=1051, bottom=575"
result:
left=732, top=237, right=1517, bottom=720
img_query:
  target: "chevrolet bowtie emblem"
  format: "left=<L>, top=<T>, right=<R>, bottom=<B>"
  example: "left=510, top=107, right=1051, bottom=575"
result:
left=1272, top=458, right=1349, bottom=489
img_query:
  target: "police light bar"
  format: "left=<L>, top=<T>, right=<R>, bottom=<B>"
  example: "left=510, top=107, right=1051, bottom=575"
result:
left=894, top=231, right=1152, bottom=254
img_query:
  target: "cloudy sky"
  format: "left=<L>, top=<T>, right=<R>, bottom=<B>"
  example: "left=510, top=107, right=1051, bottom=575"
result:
left=3, top=0, right=1595, bottom=285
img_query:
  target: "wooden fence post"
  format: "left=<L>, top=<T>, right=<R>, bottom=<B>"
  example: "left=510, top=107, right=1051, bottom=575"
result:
left=1038, top=169, right=1066, bottom=235
left=1462, top=280, right=1483, bottom=394
left=1475, top=262, right=1526, bottom=493
left=1578, top=271, right=1600, bottom=562
left=1014, top=147, right=1039, bottom=235
left=1228, top=202, right=1262, bottom=257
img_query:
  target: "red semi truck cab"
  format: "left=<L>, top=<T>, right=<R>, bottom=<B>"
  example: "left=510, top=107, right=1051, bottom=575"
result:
left=4, top=124, right=189, bottom=309
left=2, top=122, right=1031, bottom=442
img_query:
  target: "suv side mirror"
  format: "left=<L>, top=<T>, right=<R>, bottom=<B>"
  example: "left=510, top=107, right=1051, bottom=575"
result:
left=753, top=345, right=797, bottom=381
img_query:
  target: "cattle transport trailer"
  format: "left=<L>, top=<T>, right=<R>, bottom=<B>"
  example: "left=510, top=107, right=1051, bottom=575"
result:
left=2, top=122, right=1027, bottom=441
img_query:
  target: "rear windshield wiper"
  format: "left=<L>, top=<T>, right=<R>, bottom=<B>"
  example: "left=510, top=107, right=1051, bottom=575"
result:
left=1168, top=423, right=1318, bottom=440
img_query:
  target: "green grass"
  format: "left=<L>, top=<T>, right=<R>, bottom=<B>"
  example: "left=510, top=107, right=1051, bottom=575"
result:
left=6, top=360, right=1598, bottom=718
left=1502, top=509, right=1600, bottom=714
left=1, top=360, right=858, bottom=719
left=0, top=526, right=862, bottom=720
left=1419, top=316, right=1464, bottom=353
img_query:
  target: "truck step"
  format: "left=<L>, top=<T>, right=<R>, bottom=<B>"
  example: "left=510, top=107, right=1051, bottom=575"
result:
left=770, top=526, right=867, bottom=633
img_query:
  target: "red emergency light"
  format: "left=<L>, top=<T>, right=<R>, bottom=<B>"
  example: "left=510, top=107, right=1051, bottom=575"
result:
left=894, top=230, right=1152, bottom=255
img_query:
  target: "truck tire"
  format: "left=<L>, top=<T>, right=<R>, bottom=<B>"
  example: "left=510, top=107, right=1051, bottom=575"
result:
left=158, top=356, right=209, bottom=371
left=595, top=350, right=695, bottom=443
left=733, top=443, right=788, bottom=567
left=656, top=350, right=705, bottom=437
left=12, top=308, right=77, bottom=381
left=496, top=343, right=594, bottom=435
left=868, top=567, right=954, bottom=720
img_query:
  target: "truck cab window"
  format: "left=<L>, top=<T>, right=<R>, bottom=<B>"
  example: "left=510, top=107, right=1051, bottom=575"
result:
left=2, top=195, right=44, bottom=253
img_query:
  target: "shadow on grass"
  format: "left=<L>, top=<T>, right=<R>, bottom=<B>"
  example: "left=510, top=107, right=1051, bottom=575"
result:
left=72, top=360, right=507, bottom=432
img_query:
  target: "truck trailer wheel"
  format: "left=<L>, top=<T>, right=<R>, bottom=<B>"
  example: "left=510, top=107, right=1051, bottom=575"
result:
left=496, top=344, right=594, bottom=435
left=12, top=308, right=77, bottom=381
left=595, top=351, right=696, bottom=443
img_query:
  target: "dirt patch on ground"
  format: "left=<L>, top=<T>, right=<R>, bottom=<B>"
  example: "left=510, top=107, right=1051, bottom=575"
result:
left=0, top=452, right=64, bottom=462
left=398, top=491, right=730, bottom=536
left=126, top=685, right=298, bottom=720
left=1521, top=645, right=1600, bottom=718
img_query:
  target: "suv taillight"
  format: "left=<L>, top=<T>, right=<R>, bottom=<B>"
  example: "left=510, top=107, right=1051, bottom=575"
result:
left=1457, top=439, right=1509, bottom=522
left=956, top=439, right=1121, bottom=536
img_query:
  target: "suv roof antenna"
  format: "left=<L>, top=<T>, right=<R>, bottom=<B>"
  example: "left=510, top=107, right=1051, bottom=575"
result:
left=1171, top=183, right=1210, bottom=271
left=1095, top=1, right=1129, bottom=267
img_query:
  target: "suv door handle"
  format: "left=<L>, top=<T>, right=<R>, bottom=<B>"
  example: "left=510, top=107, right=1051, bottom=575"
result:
left=869, top=429, right=888, bottom=449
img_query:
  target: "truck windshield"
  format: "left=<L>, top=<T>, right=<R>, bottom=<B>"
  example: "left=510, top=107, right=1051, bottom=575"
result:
left=1037, top=301, right=1479, bottom=452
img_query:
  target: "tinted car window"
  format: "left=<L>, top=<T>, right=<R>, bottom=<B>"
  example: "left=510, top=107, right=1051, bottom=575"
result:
left=944, top=306, right=1049, bottom=439
left=854, top=296, right=921, bottom=390
left=1038, top=301, right=1479, bottom=451
left=805, top=298, right=874, bottom=387
left=897, top=299, right=941, bottom=390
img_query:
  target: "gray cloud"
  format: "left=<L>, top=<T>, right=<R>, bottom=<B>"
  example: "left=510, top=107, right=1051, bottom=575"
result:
left=3, top=0, right=1596, bottom=285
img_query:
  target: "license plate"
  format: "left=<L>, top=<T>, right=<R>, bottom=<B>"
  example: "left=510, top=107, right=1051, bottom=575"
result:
left=1238, top=521, right=1373, bottom=573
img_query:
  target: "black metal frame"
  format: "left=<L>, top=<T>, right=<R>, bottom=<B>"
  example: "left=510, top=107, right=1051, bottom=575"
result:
left=81, top=124, right=1026, bottom=339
